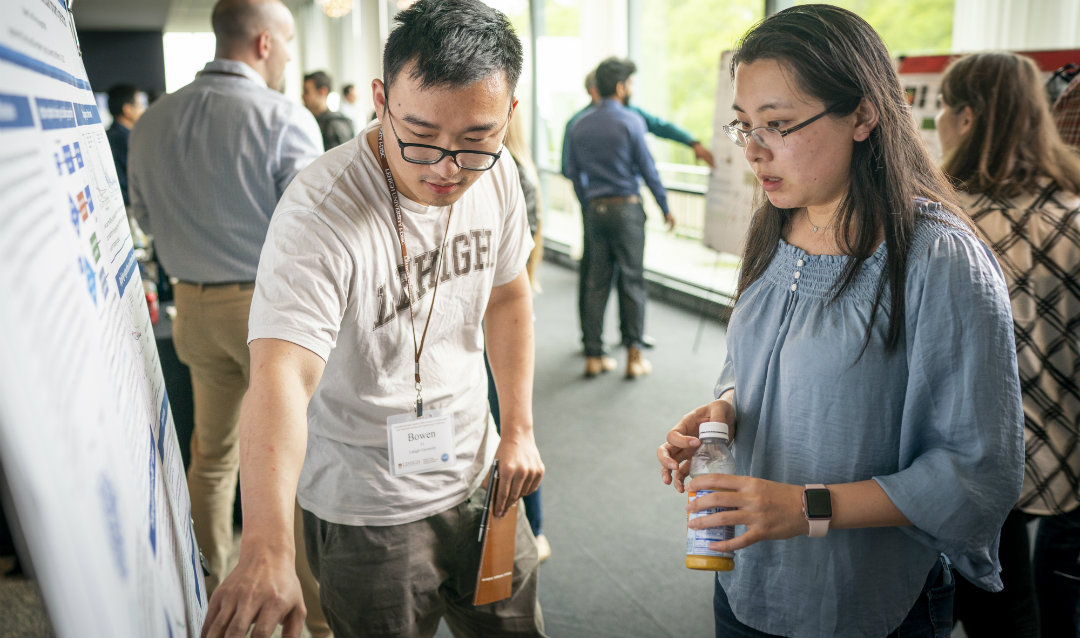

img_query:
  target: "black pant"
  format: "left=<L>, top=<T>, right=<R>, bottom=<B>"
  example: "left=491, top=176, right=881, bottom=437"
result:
left=1033, top=505, right=1080, bottom=638
left=953, top=508, right=1040, bottom=637
left=579, top=200, right=646, bottom=357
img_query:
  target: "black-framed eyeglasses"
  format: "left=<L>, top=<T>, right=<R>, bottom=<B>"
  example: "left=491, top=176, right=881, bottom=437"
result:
left=722, top=109, right=831, bottom=150
left=384, top=105, right=506, bottom=171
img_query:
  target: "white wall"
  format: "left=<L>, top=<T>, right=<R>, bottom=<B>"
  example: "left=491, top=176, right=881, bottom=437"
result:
left=953, top=0, right=1080, bottom=51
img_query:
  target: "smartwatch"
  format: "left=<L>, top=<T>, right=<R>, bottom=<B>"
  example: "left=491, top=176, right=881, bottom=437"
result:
left=802, top=484, right=832, bottom=538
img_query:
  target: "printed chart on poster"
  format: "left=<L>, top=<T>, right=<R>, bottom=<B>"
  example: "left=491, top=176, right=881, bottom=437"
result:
left=0, top=1, right=206, bottom=636
left=703, top=48, right=1080, bottom=258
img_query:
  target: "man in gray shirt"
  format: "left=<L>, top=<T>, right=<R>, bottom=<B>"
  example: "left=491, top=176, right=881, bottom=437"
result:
left=127, top=0, right=321, bottom=608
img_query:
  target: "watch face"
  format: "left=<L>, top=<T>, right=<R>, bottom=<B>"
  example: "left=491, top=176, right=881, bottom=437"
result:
left=804, top=489, right=832, bottom=519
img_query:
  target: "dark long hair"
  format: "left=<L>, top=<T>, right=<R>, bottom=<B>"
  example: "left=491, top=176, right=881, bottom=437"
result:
left=731, top=4, right=964, bottom=352
left=940, top=52, right=1080, bottom=198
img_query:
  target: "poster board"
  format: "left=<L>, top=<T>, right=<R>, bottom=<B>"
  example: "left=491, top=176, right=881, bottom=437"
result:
left=0, top=1, right=206, bottom=636
left=703, top=48, right=1080, bottom=258
left=702, top=51, right=753, bottom=257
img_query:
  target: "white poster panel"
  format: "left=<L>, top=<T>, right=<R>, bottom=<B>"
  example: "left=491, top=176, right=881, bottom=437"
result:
left=703, top=51, right=755, bottom=258
left=0, top=1, right=206, bottom=635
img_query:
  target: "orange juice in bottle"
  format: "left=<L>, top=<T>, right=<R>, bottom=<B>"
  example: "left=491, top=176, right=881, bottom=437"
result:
left=685, top=421, right=735, bottom=571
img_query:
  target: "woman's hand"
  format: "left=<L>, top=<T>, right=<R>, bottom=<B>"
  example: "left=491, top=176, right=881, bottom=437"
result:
left=657, top=395, right=735, bottom=493
left=685, top=474, right=807, bottom=552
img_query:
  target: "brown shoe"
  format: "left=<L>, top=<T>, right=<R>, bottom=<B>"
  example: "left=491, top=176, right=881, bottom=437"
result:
left=584, top=355, right=617, bottom=377
left=626, top=347, right=652, bottom=379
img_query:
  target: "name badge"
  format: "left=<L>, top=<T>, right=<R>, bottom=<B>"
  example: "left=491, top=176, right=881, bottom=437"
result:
left=387, top=410, right=455, bottom=477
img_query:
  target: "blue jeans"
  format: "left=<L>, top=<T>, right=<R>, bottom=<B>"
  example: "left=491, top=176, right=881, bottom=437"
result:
left=1033, top=505, right=1080, bottom=638
left=713, top=556, right=954, bottom=637
left=579, top=200, right=647, bottom=356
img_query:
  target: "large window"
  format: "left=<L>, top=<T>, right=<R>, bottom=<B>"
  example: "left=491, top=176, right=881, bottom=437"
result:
left=533, top=1, right=584, bottom=170
left=796, top=1, right=954, bottom=55
left=636, top=0, right=762, bottom=187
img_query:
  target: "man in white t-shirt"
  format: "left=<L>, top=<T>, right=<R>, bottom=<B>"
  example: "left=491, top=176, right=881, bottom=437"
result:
left=201, top=2, right=545, bottom=637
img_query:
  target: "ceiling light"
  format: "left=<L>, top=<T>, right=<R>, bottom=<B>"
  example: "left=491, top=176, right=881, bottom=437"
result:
left=317, top=0, right=353, bottom=18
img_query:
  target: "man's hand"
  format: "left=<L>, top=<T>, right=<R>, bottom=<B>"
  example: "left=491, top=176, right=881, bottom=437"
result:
left=201, top=547, right=306, bottom=638
left=664, top=213, right=676, bottom=232
left=691, top=141, right=715, bottom=168
left=489, top=430, right=544, bottom=518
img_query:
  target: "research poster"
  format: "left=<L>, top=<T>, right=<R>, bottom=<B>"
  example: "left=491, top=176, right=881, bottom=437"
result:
left=0, top=1, right=206, bottom=636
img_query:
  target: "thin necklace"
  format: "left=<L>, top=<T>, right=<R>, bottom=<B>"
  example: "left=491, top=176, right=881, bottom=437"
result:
left=805, top=209, right=833, bottom=233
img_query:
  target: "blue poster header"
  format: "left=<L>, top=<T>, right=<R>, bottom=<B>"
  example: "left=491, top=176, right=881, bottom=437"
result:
left=74, top=103, right=100, bottom=126
left=35, top=97, right=75, bottom=130
left=114, top=247, right=138, bottom=298
left=0, top=94, right=34, bottom=129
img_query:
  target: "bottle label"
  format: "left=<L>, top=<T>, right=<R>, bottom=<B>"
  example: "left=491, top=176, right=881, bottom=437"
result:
left=686, top=489, right=734, bottom=558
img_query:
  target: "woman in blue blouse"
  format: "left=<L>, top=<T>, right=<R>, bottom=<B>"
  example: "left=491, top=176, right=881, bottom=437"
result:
left=657, top=6, right=1024, bottom=638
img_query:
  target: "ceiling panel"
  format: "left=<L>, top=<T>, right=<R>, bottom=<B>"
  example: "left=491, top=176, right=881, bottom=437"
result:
left=72, top=0, right=305, bottom=33
left=72, top=0, right=173, bottom=30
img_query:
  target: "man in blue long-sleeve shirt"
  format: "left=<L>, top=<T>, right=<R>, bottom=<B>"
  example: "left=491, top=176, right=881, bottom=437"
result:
left=561, top=68, right=714, bottom=187
left=564, top=57, right=672, bottom=379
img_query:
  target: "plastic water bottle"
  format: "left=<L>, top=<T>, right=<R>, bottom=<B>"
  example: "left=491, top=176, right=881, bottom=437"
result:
left=685, top=421, right=735, bottom=571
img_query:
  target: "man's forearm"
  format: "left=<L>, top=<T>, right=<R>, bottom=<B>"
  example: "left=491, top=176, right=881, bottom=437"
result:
left=236, top=340, right=325, bottom=556
left=483, top=271, right=535, bottom=435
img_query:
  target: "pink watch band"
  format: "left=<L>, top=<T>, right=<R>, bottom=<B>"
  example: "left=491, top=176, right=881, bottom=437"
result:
left=804, top=483, right=830, bottom=538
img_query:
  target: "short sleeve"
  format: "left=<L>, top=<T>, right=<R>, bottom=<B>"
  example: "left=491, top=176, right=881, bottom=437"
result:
left=491, top=156, right=534, bottom=287
left=874, top=230, right=1024, bottom=590
left=248, top=208, right=352, bottom=361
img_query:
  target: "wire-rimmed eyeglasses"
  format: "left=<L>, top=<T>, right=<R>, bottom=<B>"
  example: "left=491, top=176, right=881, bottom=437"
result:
left=722, top=109, right=831, bottom=150
left=384, top=105, right=506, bottom=171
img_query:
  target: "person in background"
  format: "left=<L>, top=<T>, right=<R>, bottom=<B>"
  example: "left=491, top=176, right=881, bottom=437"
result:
left=564, top=57, right=672, bottom=380
left=486, top=111, right=548, bottom=561
left=302, top=70, right=356, bottom=151
left=105, top=83, right=147, bottom=206
left=657, top=6, right=1023, bottom=637
left=200, top=1, right=545, bottom=636
left=937, top=51, right=1080, bottom=638
left=562, top=64, right=713, bottom=356
left=1053, top=71, right=1080, bottom=147
left=338, top=82, right=364, bottom=130
left=127, top=2, right=329, bottom=637
left=561, top=64, right=715, bottom=186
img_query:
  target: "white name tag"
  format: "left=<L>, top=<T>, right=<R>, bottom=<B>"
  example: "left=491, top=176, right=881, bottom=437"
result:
left=387, top=410, right=455, bottom=477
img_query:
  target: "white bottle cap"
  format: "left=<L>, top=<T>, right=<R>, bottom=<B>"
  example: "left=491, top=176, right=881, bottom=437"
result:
left=698, top=421, right=729, bottom=440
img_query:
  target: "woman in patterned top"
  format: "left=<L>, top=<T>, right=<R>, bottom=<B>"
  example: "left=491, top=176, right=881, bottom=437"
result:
left=938, top=51, right=1080, bottom=638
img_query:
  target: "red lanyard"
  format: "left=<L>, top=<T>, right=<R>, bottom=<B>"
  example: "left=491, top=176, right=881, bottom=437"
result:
left=377, top=128, right=454, bottom=417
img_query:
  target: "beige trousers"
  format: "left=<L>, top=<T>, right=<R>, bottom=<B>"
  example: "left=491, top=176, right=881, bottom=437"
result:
left=173, top=282, right=329, bottom=636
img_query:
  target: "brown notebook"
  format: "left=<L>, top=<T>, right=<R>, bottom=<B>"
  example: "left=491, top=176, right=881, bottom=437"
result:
left=474, top=461, right=518, bottom=606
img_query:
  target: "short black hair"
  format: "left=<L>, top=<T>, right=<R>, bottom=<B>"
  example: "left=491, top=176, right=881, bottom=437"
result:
left=107, top=84, right=139, bottom=117
left=304, top=70, right=332, bottom=92
left=595, top=57, right=636, bottom=98
left=342, top=83, right=354, bottom=97
left=382, top=0, right=522, bottom=95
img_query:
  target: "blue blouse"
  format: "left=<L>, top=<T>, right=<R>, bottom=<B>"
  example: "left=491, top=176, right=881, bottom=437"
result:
left=714, top=203, right=1024, bottom=637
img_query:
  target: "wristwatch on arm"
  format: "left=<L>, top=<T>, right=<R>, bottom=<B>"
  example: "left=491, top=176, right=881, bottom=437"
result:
left=802, top=484, right=832, bottom=538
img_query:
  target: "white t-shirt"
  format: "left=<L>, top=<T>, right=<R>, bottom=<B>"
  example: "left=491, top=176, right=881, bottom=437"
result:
left=249, top=121, right=533, bottom=526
